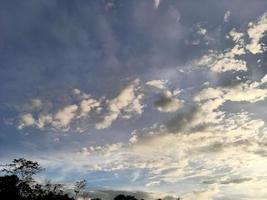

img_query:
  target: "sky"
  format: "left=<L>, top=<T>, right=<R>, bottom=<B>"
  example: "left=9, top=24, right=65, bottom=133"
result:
left=0, top=0, right=267, bottom=199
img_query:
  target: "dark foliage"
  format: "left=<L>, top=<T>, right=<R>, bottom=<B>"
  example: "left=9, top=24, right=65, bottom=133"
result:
left=114, top=194, right=138, bottom=200
left=0, top=158, right=181, bottom=200
left=0, top=174, right=75, bottom=200
left=1, top=158, right=43, bottom=181
left=0, top=158, right=74, bottom=200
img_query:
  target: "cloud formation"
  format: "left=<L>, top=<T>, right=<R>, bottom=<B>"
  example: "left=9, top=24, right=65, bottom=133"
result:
left=18, top=113, right=35, bottom=129
left=2, top=2, right=267, bottom=199
left=246, top=12, right=267, bottom=54
left=52, top=104, right=78, bottom=129
left=95, top=79, right=144, bottom=129
left=154, top=90, right=183, bottom=112
left=195, top=12, right=267, bottom=73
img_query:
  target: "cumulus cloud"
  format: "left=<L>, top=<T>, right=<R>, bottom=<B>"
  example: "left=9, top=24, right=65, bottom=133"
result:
left=72, top=88, right=92, bottom=100
left=246, top=12, right=267, bottom=54
left=195, top=12, right=263, bottom=73
left=168, top=76, right=267, bottom=133
left=196, top=24, right=207, bottom=36
left=72, top=88, right=81, bottom=96
left=20, top=72, right=267, bottom=190
left=80, top=143, right=123, bottom=159
left=40, top=92, right=267, bottom=199
left=195, top=76, right=267, bottom=103
left=228, top=28, right=244, bottom=43
left=15, top=80, right=145, bottom=132
left=20, top=98, right=44, bottom=112
left=75, top=109, right=265, bottom=192
left=129, top=134, right=138, bottom=144
left=36, top=114, right=53, bottom=129
left=31, top=98, right=42, bottom=109
left=95, top=80, right=144, bottom=129
left=195, top=24, right=248, bottom=72
left=82, top=76, right=267, bottom=188
left=18, top=113, right=35, bottom=129
left=146, top=79, right=167, bottom=89
left=195, top=11, right=267, bottom=73
left=52, top=104, right=78, bottom=129
left=196, top=48, right=246, bottom=73
left=79, top=98, right=100, bottom=117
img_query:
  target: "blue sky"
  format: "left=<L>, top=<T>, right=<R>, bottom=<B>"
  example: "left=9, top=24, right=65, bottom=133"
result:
left=1, top=0, right=267, bottom=199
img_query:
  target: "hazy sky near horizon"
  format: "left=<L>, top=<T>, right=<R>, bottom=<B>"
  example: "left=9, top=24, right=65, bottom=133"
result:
left=1, top=0, right=267, bottom=199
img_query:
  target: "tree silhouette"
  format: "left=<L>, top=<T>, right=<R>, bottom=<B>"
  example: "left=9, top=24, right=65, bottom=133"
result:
left=1, top=158, right=43, bottom=182
left=0, top=158, right=74, bottom=200
left=74, top=179, right=87, bottom=197
left=0, top=157, right=182, bottom=200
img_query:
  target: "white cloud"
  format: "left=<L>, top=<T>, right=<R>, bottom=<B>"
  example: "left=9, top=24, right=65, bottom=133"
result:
left=79, top=98, right=100, bottom=117
left=72, top=88, right=81, bottom=95
left=184, top=186, right=219, bottom=200
left=16, top=81, right=145, bottom=132
left=228, top=28, right=244, bottom=43
left=195, top=78, right=267, bottom=104
left=188, top=78, right=267, bottom=132
left=31, top=98, right=42, bottom=109
left=73, top=76, right=267, bottom=186
left=146, top=79, right=167, bottom=89
left=224, top=10, right=231, bottom=22
left=246, top=12, right=267, bottom=54
left=129, top=134, right=138, bottom=144
left=145, top=181, right=160, bottom=187
left=18, top=113, right=35, bottom=129
left=196, top=24, right=207, bottom=36
left=77, top=107, right=265, bottom=183
left=36, top=114, right=53, bottom=129
left=38, top=95, right=267, bottom=199
left=52, top=104, right=78, bottom=129
left=95, top=80, right=143, bottom=129
left=80, top=143, right=123, bottom=158
left=153, top=0, right=160, bottom=9
left=72, top=88, right=91, bottom=99
left=196, top=49, right=247, bottom=73
left=195, top=12, right=264, bottom=72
